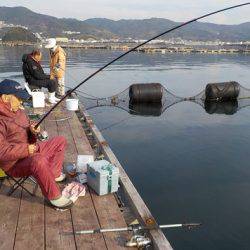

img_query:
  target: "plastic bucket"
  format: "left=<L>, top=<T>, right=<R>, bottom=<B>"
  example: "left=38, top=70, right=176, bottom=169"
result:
left=66, top=98, right=79, bottom=111
left=32, top=91, right=45, bottom=108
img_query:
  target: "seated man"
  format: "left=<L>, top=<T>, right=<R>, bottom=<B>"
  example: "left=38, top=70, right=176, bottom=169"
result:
left=22, top=49, right=59, bottom=104
left=0, top=79, right=73, bottom=209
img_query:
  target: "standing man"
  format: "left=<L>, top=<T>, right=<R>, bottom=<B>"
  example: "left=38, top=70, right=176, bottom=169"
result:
left=45, top=38, right=66, bottom=98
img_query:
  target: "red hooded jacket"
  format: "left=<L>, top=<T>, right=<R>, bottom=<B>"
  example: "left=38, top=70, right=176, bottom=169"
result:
left=0, top=99, right=36, bottom=172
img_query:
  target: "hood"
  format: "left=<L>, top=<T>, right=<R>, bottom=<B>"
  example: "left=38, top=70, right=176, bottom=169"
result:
left=0, top=98, right=29, bottom=127
left=22, top=54, right=30, bottom=63
left=0, top=98, right=16, bottom=119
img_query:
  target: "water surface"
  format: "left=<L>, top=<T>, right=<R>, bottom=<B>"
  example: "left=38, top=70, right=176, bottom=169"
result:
left=1, top=46, right=250, bottom=250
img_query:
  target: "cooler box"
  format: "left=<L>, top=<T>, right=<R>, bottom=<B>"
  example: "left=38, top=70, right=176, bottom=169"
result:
left=87, top=160, right=119, bottom=196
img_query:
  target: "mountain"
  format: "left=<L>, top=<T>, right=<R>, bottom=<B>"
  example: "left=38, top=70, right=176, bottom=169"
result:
left=2, top=27, right=38, bottom=43
left=0, top=6, right=249, bottom=41
left=0, top=6, right=116, bottom=39
left=85, top=18, right=250, bottom=41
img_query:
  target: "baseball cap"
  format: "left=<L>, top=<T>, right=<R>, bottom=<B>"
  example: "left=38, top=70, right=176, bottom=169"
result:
left=0, top=79, right=31, bottom=100
left=45, top=38, right=57, bottom=49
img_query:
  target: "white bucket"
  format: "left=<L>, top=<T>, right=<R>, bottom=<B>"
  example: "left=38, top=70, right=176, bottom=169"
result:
left=24, top=83, right=45, bottom=108
left=32, top=91, right=45, bottom=108
left=66, top=98, right=79, bottom=111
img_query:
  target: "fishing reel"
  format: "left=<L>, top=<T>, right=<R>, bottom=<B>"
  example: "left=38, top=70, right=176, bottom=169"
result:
left=126, top=224, right=152, bottom=249
left=38, top=130, right=49, bottom=141
left=126, top=234, right=152, bottom=249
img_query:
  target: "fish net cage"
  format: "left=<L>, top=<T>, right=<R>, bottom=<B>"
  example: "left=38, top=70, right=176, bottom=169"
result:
left=75, top=82, right=250, bottom=116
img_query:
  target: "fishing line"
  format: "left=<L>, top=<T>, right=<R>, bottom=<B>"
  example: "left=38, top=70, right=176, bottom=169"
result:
left=100, top=116, right=134, bottom=132
left=63, top=69, right=99, bottom=99
left=76, top=91, right=145, bottom=115
left=35, top=2, right=250, bottom=128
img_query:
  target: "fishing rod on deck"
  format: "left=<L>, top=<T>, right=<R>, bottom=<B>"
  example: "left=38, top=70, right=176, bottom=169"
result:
left=62, top=222, right=202, bottom=248
left=35, top=2, right=250, bottom=129
left=73, top=222, right=202, bottom=235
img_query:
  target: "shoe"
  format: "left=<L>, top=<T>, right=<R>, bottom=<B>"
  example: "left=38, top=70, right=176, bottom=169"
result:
left=54, top=96, right=61, bottom=102
left=56, top=93, right=64, bottom=99
left=55, top=173, right=66, bottom=182
left=48, top=92, right=59, bottom=104
left=49, top=195, right=73, bottom=210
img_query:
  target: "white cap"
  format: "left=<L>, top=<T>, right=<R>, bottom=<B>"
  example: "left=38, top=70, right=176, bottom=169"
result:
left=45, top=38, right=57, bottom=49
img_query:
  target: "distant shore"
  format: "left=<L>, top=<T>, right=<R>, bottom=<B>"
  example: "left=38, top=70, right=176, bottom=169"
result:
left=1, top=41, right=249, bottom=55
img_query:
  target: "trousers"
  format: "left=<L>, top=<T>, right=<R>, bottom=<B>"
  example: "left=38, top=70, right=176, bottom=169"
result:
left=28, top=79, right=58, bottom=93
left=7, top=136, right=66, bottom=200
left=56, top=77, right=65, bottom=96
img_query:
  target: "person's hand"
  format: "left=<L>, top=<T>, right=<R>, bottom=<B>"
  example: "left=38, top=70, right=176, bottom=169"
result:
left=54, top=63, right=61, bottom=72
left=30, top=123, right=41, bottom=135
left=28, top=144, right=36, bottom=155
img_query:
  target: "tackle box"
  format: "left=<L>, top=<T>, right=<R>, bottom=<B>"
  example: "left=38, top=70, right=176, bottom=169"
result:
left=87, top=160, right=119, bottom=196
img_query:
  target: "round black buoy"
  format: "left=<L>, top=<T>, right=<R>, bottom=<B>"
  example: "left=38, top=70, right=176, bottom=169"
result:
left=205, top=81, right=240, bottom=101
left=129, top=83, right=163, bottom=104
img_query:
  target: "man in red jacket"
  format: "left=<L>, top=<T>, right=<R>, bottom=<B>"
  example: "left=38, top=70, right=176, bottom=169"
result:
left=0, top=79, right=73, bottom=209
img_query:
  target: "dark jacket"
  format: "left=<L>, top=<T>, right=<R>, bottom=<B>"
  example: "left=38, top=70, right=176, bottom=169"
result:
left=0, top=98, right=37, bottom=172
left=22, top=54, right=50, bottom=83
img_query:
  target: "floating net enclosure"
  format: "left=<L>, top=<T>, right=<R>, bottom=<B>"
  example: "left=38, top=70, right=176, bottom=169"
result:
left=77, top=83, right=184, bottom=116
left=76, top=82, right=250, bottom=117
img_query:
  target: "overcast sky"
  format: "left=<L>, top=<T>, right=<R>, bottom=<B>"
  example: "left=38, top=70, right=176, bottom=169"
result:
left=0, top=0, right=249, bottom=24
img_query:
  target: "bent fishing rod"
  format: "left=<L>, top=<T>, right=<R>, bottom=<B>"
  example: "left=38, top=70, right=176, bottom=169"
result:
left=35, top=2, right=250, bottom=128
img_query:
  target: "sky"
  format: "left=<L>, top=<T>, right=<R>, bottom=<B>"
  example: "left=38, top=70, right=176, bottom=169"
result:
left=0, top=0, right=249, bottom=24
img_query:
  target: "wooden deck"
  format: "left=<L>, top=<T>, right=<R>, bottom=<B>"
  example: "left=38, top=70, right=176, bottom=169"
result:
left=0, top=105, right=134, bottom=250
left=0, top=100, right=173, bottom=249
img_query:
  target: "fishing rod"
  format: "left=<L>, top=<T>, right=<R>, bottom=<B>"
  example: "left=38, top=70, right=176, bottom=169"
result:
left=35, top=2, right=250, bottom=128
left=63, top=222, right=202, bottom=235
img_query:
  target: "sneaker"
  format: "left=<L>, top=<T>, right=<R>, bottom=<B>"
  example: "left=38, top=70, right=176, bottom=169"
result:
left=54, top=96, right=61, bottom=102
left=56, top=94, right=64, bottom=99
left=48, top=92, right=59, bottom=104
left=49, top=195, right=73, bottom=210
left=55, top=173, right=66, bottom=182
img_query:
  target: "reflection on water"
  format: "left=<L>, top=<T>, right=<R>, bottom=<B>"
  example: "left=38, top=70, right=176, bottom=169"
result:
left=129, top=102, right=163, bottom=116
left=1, top=46, right=250, bottom=250
left=204, top=100, right=239, bottom=115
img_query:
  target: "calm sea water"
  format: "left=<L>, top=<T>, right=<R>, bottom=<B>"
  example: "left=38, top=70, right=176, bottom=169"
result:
left=1, top=46, right=250, bottom=250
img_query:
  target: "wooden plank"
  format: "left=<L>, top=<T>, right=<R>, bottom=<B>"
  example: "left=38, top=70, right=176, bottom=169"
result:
left=76, top=98, right=173, bottom=250
left=14, top=186, right=44, bottom=250
left=56, top=111, right=77, bottom=163
left=14, top=114, right=45, bottom=250
left=0, top=179, right=21, bottom=250
left=44, top=110, right=76, bottom=250
left=90, top=190, right=132, bottom=250
left=72, top=187, right=107, bottom=250
left=67, top=112, right=107, bottom=250
left=69, top=111, right=131, bottom=249
left=69, top=112, right=94, bottom=156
